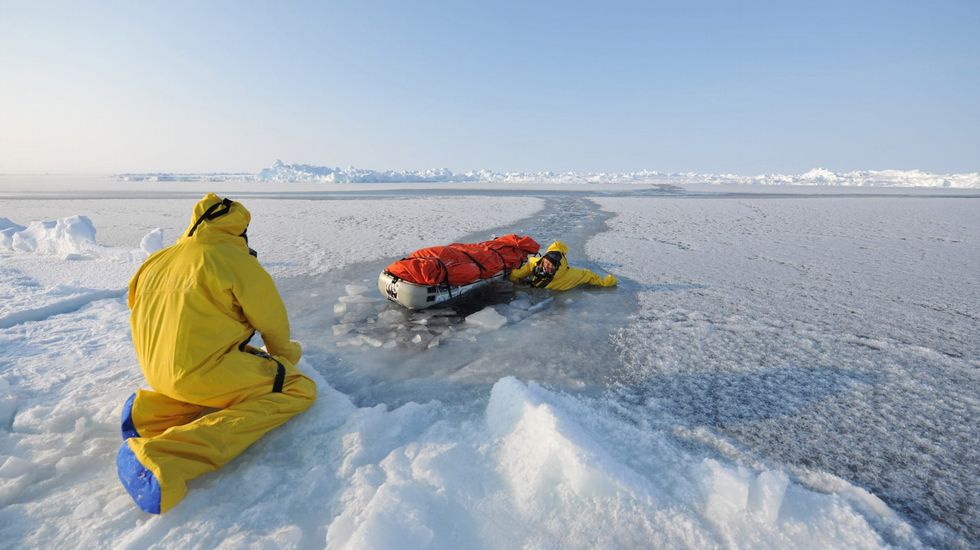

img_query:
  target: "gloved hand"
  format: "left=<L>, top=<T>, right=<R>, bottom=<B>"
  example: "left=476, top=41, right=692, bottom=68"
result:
left=281, top=340, right=303, bottom=365
left=601, top=274, right=617, bottom=287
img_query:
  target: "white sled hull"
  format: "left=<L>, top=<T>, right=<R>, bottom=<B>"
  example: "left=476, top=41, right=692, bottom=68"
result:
left=378, top=271, right=505, bottom=310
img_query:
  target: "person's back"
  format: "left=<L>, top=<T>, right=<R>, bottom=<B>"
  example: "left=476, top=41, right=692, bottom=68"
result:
left=129, top=194, right=300, bottom=400
left=118, top=193, right=314, bottom=514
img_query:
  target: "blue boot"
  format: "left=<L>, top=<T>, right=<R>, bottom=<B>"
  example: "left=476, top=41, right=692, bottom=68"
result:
left=120, top=393, right=140, bottom=441
left=116, top=442, right=161, bottom=514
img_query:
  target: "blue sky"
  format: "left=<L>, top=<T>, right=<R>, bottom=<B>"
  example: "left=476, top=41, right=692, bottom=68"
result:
left=1, top=1, right=978, bottom=174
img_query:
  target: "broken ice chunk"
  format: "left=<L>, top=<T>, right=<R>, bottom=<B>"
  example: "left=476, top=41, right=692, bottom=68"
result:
left=427, top=308, right=456, bottom=317
left=431, top=317, right=453, bottom=326
left=527, top=297, right=554, bottom=314
left=377, top=309, right=403, bottom=324
left=360, top=335, right=384, bottom=348
left=347, top=337, right=364, bottom=347
left=501, top=306, right=529, bottom=323
left=345, top=284, right=369, bottom=295
left=332, top=323, right=355, bottom=336
left=341, top=307, right=374, bottom=324
left=415, top=316, right=452, bottom=327
left=333, top=303, right=347, bottom=316
left=465, top=307, right=508, bottom=330
left=339, top=294, right=381, bottom=304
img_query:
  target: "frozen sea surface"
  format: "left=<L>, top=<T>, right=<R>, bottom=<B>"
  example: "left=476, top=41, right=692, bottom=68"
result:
left=590, top=196, right=980, bottom=547
left=0, top=181, right=977, bottom=548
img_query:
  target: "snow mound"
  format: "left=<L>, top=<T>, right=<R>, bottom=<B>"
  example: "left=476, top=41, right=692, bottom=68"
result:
left=139, top=228, right=164, bottom=255
left=323, top=376, right=901, bottom=548
left=0, top=215, right=153, bottom=264
left=0, top=218, right=27, bottom=249
left=0, top=216, right=97, bottom=258
left=0, top=216, right=158, bottom=322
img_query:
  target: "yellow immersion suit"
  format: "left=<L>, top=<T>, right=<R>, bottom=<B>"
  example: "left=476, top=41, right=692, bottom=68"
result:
left=116, top=193, right=316, bottom=514
left=509, top=241, right=617, bottom=290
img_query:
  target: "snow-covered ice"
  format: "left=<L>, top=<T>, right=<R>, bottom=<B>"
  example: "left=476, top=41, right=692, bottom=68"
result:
left=590, top=195, right=980, bottom=548
left=1, top=181, right=977, bottom=548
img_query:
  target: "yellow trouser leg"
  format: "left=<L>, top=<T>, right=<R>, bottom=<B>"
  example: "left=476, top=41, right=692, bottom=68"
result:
left=126, top=356, right=317, bottom=513
left=131, top=389, right=209, bottom=439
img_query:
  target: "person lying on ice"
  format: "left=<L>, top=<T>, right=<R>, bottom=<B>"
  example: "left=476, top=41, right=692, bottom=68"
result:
left=509, top=240, right=617, bottom=290
left=116, top=193, right=317, bottom=514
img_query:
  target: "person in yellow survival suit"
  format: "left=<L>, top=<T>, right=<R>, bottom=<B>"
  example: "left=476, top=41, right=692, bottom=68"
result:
left=509, top=240, right=617, bottom=290
left=116, top=193, right=317, bottom=514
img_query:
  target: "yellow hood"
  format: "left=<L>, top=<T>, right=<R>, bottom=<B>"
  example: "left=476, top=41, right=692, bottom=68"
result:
left=181, top=193, right=251, bottom=242
left=545, top=241, right=569, bottom=255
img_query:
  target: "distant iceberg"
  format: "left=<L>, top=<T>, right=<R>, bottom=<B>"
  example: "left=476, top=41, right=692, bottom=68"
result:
left=116, top=161, right=980, bottom=188
left=702, top=167, right=980, bottom=188
left=256, top=160, right=980, bottom=188
left=256, top=159, right=473, bottom=183
left=256, top=160, right=678, bottom=185
left=116, top=172, right=256, bottom=182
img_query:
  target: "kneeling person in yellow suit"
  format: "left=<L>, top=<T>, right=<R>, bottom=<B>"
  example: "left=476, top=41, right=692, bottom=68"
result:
left=117, top=193, right=317, bottom=514
left=509, top=240, right=617, bottom=290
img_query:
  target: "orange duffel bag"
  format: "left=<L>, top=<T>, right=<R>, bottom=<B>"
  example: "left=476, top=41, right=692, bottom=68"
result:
left=384, top=234, right=540, bottom=286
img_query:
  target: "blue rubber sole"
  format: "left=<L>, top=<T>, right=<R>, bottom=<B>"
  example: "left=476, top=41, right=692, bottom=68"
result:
left=116, top=442, right=161, bottom=514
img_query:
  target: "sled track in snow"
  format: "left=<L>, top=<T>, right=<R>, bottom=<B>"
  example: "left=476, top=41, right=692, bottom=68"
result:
left=0, top=288, right=127, bottom=329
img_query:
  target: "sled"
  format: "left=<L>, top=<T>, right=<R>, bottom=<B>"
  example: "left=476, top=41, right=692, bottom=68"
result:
left=378, top=270, right=507, bottom=310
left=379, top=234, right=540, bottom=310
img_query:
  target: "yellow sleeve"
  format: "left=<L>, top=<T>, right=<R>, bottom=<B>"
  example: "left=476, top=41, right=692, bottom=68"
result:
left=233, top=258, right=302, bottom=365
left=509, top=258, right=537, bottom=282
left=549, top=266, right=617, bottom=290
left=575, top=267, right=616, bottom=287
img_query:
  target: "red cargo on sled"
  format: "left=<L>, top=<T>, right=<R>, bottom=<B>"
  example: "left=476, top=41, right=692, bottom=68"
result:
left=385, top=234, right=539, bottom=286
left=380, top=234, right=540, bottom=309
